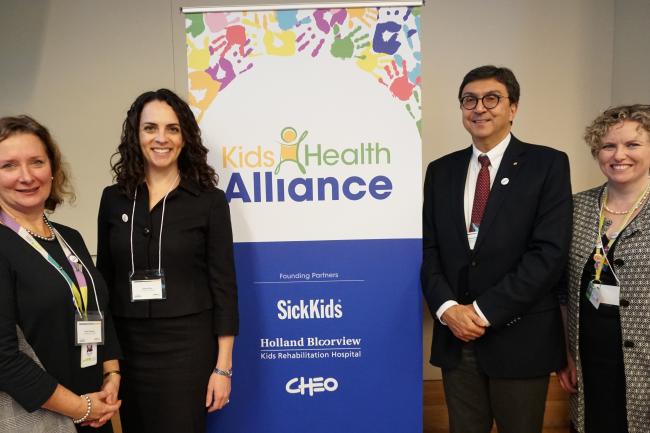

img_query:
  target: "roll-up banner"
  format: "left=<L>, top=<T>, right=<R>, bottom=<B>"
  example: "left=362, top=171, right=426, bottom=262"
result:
left=184, top=4, right=422, bottom=432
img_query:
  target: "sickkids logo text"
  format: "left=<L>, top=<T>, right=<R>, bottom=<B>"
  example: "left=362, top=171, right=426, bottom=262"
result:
left=222, top=126, right=393, bottom=203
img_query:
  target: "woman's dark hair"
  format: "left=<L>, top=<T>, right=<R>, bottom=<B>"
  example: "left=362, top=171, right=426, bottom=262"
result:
left=0, top=115, right=74, bottom=211
left=111, top=88, right=218, bottom=197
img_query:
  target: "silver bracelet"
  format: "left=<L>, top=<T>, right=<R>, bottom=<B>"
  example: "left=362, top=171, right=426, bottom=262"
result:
left=214, top=367, right=233, bottom=378
left=72, top=394, right=92, bottom=424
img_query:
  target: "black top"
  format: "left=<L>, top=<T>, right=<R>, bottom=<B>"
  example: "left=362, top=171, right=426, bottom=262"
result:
left=579, top=235, right=628, bottom=433
left=0, top=222, right=121, bottom=412
left=96, top=180, right=239, bottom=336
left=579, top=234, right=623, bottom=364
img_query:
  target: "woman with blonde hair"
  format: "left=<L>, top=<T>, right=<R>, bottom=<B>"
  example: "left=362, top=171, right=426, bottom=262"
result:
left=558, top=104, right=650, bottom=433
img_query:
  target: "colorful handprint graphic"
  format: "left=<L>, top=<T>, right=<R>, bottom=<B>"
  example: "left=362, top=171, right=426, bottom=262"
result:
left=185, top=6, right=422, bottom=133
left=330, top=25, right=370, bottom=60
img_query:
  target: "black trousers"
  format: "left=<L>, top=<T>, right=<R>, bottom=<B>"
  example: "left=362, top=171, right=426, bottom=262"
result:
left=115, top=310, right=217, bottom=433
left=442, top=344, right=549, bottom=433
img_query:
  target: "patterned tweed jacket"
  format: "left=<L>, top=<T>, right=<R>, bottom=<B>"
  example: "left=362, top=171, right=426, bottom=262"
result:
left=565, top=185, right=650, bottom=433
left=0, top=327, right=75, bottom=433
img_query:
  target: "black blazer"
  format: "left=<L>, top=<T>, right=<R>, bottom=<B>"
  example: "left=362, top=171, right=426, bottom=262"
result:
left=97, top=180, right=239, bottom=336
left=421, top=136, right=571, bottom=378
left=0, top=223, right=121, bottom=411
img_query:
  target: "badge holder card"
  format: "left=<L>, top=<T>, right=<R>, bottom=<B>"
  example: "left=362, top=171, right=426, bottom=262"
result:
left=75, top=312, right=105, bottom=346
left=80, top=343, right=97, bottom=368
left=467, top=230, right=479, bottom=250
left=130, top=269, right=167, bottom=302
left=599, top=283, right=620, bottom=306
left=586, top=280, right=601, bottom=309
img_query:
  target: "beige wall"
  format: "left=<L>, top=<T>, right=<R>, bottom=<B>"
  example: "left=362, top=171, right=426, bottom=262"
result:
left=0, top=0, right=177, bottom=246
left=612, top=0, right=650, bottom=105
left=1, top=0, right=646, bottom=380
left=418, top=0, right=616, bottom=379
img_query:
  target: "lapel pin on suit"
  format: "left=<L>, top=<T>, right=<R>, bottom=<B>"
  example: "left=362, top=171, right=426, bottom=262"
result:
left=501, top=178, right=510, bottom=185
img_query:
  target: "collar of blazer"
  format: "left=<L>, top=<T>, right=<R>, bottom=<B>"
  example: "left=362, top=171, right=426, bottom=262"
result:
left=451, top=135, right=529, bottom=254
left=123, top=177, right=203, bottom=199
left=573, top=184, right=650, bottom=267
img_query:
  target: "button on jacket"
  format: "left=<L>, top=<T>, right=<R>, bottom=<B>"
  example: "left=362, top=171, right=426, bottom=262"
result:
left=97, top=179, right=239, bottom=336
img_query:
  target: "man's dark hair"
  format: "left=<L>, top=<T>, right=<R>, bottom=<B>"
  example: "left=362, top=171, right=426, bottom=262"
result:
left=458, top=65, right=520, bottom=104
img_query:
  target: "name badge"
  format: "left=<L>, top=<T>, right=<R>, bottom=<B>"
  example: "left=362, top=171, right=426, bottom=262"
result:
left=586, top=280, right=601, bottom=309
left=598, top=283, right=620, bottom=306
left=75, top=313, right=104, bottom=345
left=81, top=344, right=97, bottom=368
left=130, top=269, right=166, bottom=301
left=467, top=230, right=478, bottom=250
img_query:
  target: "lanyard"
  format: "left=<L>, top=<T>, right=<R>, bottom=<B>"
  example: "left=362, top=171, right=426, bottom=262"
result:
left=0, top=210, right=101, bottom=319
left=594, top=185, right=649, bottom=282
left=129, top=175, right=179, bottom=275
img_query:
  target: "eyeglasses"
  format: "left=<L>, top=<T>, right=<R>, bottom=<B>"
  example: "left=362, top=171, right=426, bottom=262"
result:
left=460, top=94, right=509, bottom=110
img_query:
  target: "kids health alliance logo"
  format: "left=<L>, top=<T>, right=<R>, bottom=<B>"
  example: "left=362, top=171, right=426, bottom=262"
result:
left=222, top=126, right=393, bottom=203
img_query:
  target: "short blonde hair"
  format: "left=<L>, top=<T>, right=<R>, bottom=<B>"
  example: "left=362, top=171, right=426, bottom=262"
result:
left=585, top=104, right=650, bottom=157
left=0, top=115, right=75, bottom=211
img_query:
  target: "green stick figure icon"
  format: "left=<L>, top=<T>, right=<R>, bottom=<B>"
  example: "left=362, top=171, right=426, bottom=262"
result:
left=274, top=126, right=308, bottom=175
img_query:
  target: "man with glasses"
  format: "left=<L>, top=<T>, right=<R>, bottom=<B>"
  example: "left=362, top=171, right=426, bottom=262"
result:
left=421, top=65, right=571, bottom=433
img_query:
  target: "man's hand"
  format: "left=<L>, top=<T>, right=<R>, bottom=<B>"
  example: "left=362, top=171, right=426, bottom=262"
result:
left=557, top=352, right=577, bottom=394
left=441, top=304, right=488, bottom=342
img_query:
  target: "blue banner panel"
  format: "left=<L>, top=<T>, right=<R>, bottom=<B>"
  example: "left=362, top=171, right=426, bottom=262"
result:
left=208, top=239, right=422, bottom=433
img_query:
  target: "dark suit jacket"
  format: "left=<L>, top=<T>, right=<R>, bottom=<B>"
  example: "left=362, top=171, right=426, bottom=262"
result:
left=421, top=135, right=571, bottom=378
left=97, top=180, right=239, bottom=336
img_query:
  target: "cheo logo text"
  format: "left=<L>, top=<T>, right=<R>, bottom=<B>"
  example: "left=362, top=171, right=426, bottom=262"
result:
left=285, top=376, right=339, bottom=396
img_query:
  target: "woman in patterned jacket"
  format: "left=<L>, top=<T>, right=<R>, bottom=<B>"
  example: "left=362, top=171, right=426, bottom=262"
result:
left=558, top=104, right=650, bottom=433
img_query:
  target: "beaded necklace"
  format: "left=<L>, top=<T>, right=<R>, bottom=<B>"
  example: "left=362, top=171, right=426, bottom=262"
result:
left=24, top=214, right=56, bottom=241
left=594, top=182, right=650, bottom=281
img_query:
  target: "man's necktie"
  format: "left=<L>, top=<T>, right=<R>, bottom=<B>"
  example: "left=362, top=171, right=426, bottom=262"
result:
left=470, top=154, right=491, bottom=231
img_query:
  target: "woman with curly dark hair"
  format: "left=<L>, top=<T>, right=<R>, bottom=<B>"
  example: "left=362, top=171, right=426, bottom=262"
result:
left=96, top=89, right=238, bottom=433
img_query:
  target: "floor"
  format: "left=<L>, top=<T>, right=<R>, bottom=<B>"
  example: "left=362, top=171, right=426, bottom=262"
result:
left=424, top=376, right=571, bottom=433
left=112, top=376, right=571, bottom=433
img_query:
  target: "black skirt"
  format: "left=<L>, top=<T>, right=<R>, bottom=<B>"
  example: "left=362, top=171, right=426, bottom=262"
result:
left=114, top=310, right=217, bottom=433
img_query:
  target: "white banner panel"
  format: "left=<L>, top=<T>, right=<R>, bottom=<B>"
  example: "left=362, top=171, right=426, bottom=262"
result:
left=184, top=6, right=423, bottom=433
left=186, top=6, right=422, bottom=242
